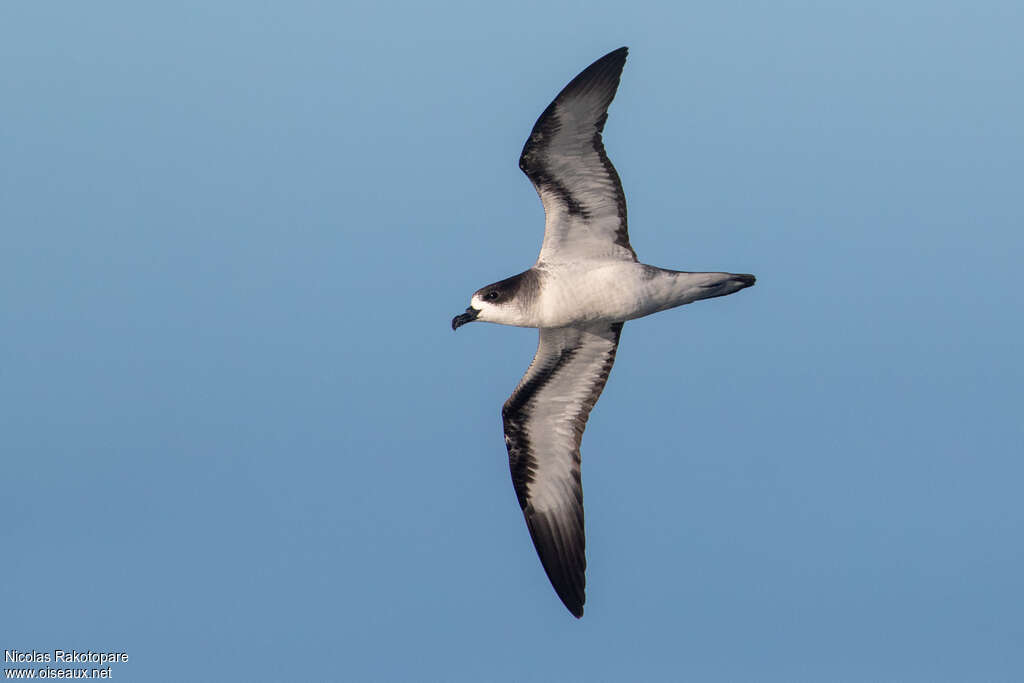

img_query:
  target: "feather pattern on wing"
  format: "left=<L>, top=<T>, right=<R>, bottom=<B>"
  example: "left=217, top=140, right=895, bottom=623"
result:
left=501, top=322, right=624, bottom=617
left=519, top=47, right=636, bottom=264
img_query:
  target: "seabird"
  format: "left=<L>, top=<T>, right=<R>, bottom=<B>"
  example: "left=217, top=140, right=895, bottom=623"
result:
left=452, top=47, right=755, bottom=618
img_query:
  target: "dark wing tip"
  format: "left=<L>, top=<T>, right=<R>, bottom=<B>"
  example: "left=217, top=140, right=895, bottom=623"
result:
left=519, top=47, right=630, bottom=175
left=567, top=46, right=627, bottom=91
left=582, top=46, right=629, bottom=73
left=525, top=510, right=587, bottom=619
left=599, top=45, right=629, bottom=71
left=584, top=45, right=629, bottom=73
left=546, top=45, right=629, bottom=113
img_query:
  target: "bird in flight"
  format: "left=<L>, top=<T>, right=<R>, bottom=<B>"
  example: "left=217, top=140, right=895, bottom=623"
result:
left=452, top=47, right=755, bottom=618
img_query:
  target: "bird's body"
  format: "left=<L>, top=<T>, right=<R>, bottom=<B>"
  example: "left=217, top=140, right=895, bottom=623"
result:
left=452, top=47, right=755, bottom=618
left=483, top=263, right=754, bottom=329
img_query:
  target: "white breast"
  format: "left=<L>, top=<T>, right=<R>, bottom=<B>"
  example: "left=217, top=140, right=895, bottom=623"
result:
left=533, top=262, right=654, bottom=327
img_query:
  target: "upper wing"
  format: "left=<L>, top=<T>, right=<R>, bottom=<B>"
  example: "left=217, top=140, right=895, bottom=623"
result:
left=501, top=322, right=624, bottom=617
left=519, top=47, right=637, bottom=264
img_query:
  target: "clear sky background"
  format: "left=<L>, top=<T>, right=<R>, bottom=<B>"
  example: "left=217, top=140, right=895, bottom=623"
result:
left=3, top=1, right=1022, bottom=681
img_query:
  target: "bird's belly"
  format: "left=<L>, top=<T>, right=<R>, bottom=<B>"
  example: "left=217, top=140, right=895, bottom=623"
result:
left=535, top=264, right=652, bottom=327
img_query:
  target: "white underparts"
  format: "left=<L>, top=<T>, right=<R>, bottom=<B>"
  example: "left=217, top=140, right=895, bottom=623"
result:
left=514, top=262, right=750, bottom=328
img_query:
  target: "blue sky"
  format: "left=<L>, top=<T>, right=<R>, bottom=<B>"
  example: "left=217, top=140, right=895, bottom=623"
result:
left=3, top=1, right=1022, bottom=680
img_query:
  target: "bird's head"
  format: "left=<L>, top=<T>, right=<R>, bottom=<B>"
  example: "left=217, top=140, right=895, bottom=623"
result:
left=451, top=271, right=538, bottom=330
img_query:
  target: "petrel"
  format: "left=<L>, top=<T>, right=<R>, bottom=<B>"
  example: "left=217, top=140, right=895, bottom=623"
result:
left=452, top=47, right=755, bottom=618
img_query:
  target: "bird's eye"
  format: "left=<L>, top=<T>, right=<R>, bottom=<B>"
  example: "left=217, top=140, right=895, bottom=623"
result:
left=483, top=291, right=499, bottom=302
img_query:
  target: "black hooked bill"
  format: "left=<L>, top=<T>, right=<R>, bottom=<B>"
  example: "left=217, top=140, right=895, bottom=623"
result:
left=451, top=307, right=479, bottom=330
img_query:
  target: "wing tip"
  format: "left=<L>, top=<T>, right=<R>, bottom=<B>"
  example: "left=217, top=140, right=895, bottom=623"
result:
left=564, top=596, right=585, bottom=619
left=524, top=509, right=587, bottom=620
left=576, top=45, right=629, bottom=90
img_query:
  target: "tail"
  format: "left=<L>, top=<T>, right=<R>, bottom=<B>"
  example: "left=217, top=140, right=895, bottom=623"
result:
left=692, top=272, right=756, bottom=301
left=641, top=269, right=755, bottom=315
